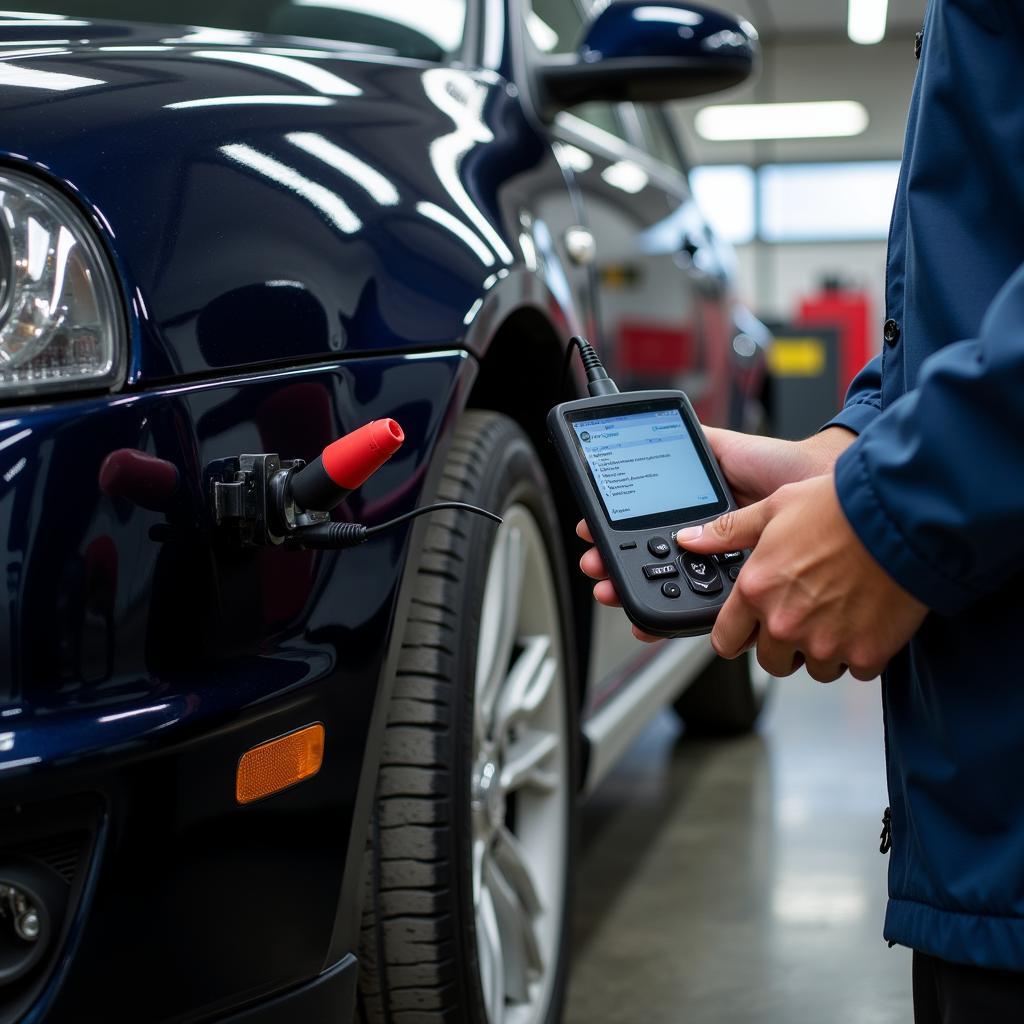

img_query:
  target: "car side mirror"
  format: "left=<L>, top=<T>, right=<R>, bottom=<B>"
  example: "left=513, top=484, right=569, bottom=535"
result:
left=538, top=1, right=758, bottom=117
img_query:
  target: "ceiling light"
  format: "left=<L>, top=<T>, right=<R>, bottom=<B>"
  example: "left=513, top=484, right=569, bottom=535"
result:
left=848, top=0, right=888, bottom=45
left=221, top=144, right=362, bottom=235
left=526, top=11, right=559, bottom=52
left=288, top=132, right=400, bottom=206
left=193, top=51, right=361, bottom=96
left=695, top=101, right=869, bottom=141
left=601, top=160, right=649, bottom=194
left=0, top=61, right=103, bottom=91
left=416, top=201, right=495, bottom=267
left=167, top=95, right=336, bottom=109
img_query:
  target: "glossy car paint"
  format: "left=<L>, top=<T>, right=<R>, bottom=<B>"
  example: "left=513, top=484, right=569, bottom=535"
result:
left=0, top=6, right=763, bottom=1022
left=1, top=352, right=473, bottom=1021
left=0, top=22, right=565, bottom=381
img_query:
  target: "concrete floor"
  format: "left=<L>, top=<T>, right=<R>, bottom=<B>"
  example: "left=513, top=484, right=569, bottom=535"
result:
left=564, top=671, right=913, bottom=1024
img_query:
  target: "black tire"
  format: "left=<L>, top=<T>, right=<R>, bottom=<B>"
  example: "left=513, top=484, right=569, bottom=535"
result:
left=673, top=652, right=772, bottom=736
left=357, top=411, right=578, bottom=1024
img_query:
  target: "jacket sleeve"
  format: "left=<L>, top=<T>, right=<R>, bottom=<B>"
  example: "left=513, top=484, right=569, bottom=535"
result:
left=821, top=354, right=883, bottom=435
left=834, top=262, right=1024, bottom=615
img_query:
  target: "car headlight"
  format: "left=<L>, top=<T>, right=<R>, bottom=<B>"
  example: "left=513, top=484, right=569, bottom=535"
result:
left=0, top=169, right=124, bottom=398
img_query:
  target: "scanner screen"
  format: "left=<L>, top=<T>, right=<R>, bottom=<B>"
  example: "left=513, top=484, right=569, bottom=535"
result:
left=572, top=408, right=718, bottom=523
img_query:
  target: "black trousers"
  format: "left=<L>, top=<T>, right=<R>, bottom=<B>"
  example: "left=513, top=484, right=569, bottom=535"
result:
left=914, top=951, right=1024, bottom=1023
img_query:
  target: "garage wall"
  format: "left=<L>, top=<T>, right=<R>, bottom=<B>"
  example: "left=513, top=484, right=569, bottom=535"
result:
left=734, top=240, right=888, bottom=325
left=669, top=34, right=921, bottom=327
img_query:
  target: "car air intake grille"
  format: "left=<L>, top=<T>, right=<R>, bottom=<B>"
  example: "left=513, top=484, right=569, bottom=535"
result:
left=0, top=797, right=102, bottom=1024
left=8, top=833, right=86, bottom=885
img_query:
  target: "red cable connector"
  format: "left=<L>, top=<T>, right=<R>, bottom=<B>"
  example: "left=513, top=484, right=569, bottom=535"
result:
left=290, top=418, right=405, bottom=512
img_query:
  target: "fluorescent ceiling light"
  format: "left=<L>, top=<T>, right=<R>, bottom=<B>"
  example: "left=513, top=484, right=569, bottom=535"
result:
left=633, top=7, right=704, bottom=26
left=193, top=50, right=361, bottom=96
left=601, top=160, right=650, bottom=194
left=526, top=11, right=559, bottom=52
left=221, top=143, right=362, bottom=235
left=0, top=62, right=103, bottom=91
left=416, top=200, right=495, bottom=267
left=848, top=0, right=888, bottom=45
left=287, top=132, right=400, bottom=206
left=167, top=95, right=336, bottom=109
left=0, top=18, right=88, bottom=26
left=557, top=143, right=593, bottom=174
left=695, top=101, right=869, bottom=141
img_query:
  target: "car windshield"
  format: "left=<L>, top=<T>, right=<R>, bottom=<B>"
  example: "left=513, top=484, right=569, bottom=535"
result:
left=21, top=1, right=467, bottom=61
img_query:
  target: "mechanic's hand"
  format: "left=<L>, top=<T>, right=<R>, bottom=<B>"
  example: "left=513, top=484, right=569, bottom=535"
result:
left=677, top=474, right=929, bottom=681
left=575, top=427, right=857, bottom=641
left=704, top=425, right=856, bottom=506
left=576, top=520, right=661, bottom=644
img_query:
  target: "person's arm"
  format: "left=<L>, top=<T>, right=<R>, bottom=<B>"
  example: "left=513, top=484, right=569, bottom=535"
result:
left=673, top=270, right=1024, bottom=679
left=821, top=353, right=884, bottom=436
left=836, top=262, right=1024, bottom=616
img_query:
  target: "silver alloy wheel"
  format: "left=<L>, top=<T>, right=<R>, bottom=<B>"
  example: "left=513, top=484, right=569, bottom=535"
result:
left=472, top=503, right=569, bottom=1024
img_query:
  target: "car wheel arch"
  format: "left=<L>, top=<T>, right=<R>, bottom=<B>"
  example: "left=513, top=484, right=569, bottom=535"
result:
left=466, top=304, right=594, bottom=708
left=324, top=302, right=593, bottom=972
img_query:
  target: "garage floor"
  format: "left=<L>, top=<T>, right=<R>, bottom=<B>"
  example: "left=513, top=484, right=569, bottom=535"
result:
left=564, top=671, right=913, bottom=1024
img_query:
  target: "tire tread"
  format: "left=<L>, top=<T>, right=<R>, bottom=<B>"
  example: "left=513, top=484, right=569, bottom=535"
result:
left=357, top=412, right=517, bottom=1023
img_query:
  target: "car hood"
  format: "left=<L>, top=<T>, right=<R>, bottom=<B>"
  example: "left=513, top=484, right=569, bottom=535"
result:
left=0, top=13, right=536, bottom=381
left=0, top=12, right=409, bottom=77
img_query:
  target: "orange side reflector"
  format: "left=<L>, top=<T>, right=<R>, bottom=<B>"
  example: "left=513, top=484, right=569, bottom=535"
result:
left=236, top=724, right=325, bottom=805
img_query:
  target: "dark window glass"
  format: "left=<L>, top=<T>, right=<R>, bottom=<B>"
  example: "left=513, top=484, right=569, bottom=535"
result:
left=571, top=102, right=630, bottom=143
left=18, top=1, right=467, bottom=61
left=636, top=106, right=684, bottom=173
left=528, top=0, right=585, bottom=54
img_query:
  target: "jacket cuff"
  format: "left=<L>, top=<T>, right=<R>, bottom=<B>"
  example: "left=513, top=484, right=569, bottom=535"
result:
left=834, top=445, right=978, bottom=616
left=820, top=399, right=881, bottom=437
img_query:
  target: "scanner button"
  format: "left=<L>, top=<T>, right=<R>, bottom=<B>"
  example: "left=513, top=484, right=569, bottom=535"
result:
left=619, top=541, right=638, bottom=551
left=716, top=551, right=744, bottom=565
left=685, top=573, right=723, bottom=596
left=680, top=552, right=719, bottom=579
left=661, top=581, right=682, bottom=599
left=647, top=537, right=671, bottom=558
left=679, top=552, right=723, bottom=595
left=643, top=562, right=679, bottom=580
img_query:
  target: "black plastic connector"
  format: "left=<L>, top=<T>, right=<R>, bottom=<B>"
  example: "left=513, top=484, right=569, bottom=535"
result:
left=570, top=335, right=619, bottom=397
left=209, top=454, right=501, bottom=551
left=289, top=455, right=347, bottom=514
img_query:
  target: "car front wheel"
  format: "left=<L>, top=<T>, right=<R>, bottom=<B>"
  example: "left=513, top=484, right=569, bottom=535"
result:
left=357, top=410, right=578, bottom=1024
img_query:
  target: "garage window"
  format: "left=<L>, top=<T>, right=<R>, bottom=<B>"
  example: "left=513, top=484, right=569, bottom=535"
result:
left=759, top=161, right=900, bottom=242
left=690, top=161, right=900, bottom=245
left=689, top=165, right=756, bottom=245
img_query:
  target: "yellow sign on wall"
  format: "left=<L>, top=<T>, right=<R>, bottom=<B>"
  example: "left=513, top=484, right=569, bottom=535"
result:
left=769, top=337, right=826, bottom=377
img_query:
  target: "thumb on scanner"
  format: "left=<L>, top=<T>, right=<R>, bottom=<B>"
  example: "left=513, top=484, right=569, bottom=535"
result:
left=675, top=499, right=772, bottom=553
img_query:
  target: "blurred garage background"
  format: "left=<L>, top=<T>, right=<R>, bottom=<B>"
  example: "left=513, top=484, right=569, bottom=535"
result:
left=566, top=4, right=923, bottom=1022
left=683, top=0, right=920, bottom=440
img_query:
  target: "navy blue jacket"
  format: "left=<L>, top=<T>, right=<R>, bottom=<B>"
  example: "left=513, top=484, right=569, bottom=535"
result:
left=827, top=0, right=1024, bottom=969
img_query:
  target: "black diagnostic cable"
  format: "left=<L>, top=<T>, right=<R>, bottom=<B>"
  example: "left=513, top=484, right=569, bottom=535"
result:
left=290, top=501, right=502, bottom=550
left=561, top=335, right=620, bottom=398
left=317, top=339, right=616, bottom=551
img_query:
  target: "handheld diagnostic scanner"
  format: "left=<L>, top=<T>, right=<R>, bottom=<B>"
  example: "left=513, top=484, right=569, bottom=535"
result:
left=548, top=338, right=746, bottom=638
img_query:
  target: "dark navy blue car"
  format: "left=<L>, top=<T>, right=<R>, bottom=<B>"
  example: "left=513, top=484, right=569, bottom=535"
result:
left=0, top=2, right=766, bottom=1021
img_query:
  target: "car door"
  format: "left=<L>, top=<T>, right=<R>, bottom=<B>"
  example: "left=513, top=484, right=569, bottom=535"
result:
left=553, top=102, right=731, bottom=412
left=627, top=103, right=738, bottom=427
left=527, top=0, right=726, bottom=715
